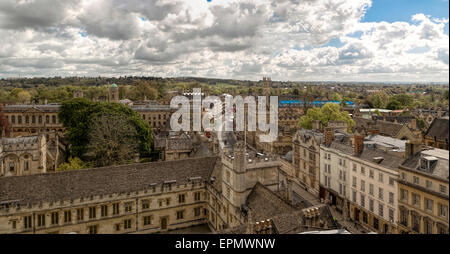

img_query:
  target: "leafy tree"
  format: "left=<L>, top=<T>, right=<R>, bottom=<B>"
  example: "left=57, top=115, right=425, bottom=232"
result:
left=298, top=103, right=355, bottom=132
left=57, top=157, right=88, bottom=171
left=86, top=113, right=138, bottom=167
left=331, top=92, right=342, bottom=101
left=386, top=99, right=402, bottom=110
left=59, top=99, right=153, bottom=161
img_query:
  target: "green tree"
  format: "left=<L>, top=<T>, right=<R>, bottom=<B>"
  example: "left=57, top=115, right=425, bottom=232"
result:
left=59, top=99, right=153, bottom=160
left=57, top=157, right=88, bottom=171
left=298, top=103, right=355, bottom=132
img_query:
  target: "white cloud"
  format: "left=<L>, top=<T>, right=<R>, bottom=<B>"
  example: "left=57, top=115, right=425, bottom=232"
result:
left=0, top=0, right=448, bottom=82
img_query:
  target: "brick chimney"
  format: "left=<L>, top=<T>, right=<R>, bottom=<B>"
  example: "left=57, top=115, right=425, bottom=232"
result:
left=324, top=127, right=335, bottom=146
left=353, top=135, right=364, bottom=155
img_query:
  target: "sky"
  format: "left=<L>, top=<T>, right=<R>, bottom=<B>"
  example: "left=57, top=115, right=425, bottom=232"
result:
left=0, top=0, right=448, bottom=82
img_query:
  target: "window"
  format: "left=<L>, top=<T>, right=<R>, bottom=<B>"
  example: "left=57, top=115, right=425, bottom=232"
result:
left=51, top=212, right=59, bottom=225
left=226, top=171, right=230, bottom=183
left=440, top=185, right=447, bottom=194
left=166, top=198, right=171, bottom=206
left=352, top=191, right=357, bottom=203
left=412, top=194, right=420, bottom=207
left=412, top=214, right=420, bottom=232
left=88, top=225, right=98, bottom=234
left=369, top=199, right=374, bottom=212
left=177, top=210, right=184, bottom=220
left=46, top=115, right=49, bottom=124
left=373, top=218, right=379, bottom=230
left=426, top=180, right=432, bottom=189
left=194, top=207, right=201, bottom=217
left=413, top=176, right=419, bottom=185
left=425, top=199, right=433, bottom=212
left=362, top=212, right=368, bottom=224
left=32, top=116, right=35, bottom=124
left=24, top=216, right=32, bottom=229
left=389, top=177, right=394, bottom=186
left=142, top=200, right=150, bottom=210
left=112, top=203, right=120, bottom=215
left=124, top=202, right=133, bottom=213
left=378, top=173, right=383, bottom=183
left=115, top=224, right=121, bottom=231
left=439, top=203, right=448, bottom=218
left=369, top=170, right=374, bottom=179
left=25, top=115, right=29, bottom=124
left=194, top=192, right=201, bottom=201
left=400, top=189, right=408, bottom=202
left=52, top=115, right=56, bottom=124
left=369, top=184, right=374, bottom=195
left=389, top=192, right=394, bottom=205
left=143, top=216, right=152, bottom=226
left=401, top=172, right=406, bottom=180
left=361, top=167, right=365, bottom=175
left=9, top=162, right=14, bottom=172
left=352, top=177, right=356, bottom=187
left=424, top=220, right=433, bottom=234
left=360, top=194, right=365, bottom=207
left=38, top=116, right=42, bottom=124
left=77, top=208, right=84, bottom=221
left=11, top=115, right=15, bottom=124
left=89, top=207, right=96, bottom=219
left=101, top=205, right=108, bottom=217
left=124, top=219, right=132, bottom=230
left=11, top=220, right=16, bottom=230
left=400, top=210, right=408, bottom=226
left=18, top=116, right=22, bottom=124
left=24, top=161, right=29, bottom=171
left=378, top=188, right=383, bottom=201
left=64, top=210, right=72, bottom=223
left=178, top=194, right=186, bottom=204
left=37, top=214, right=45, bottom=227
left=360, top=180, right=365, bottom=192
left=353, top=163, right=357, bottom=172
left=378, top=204, right=384, bottom=218
left=389, top=208, right=394, bottom=222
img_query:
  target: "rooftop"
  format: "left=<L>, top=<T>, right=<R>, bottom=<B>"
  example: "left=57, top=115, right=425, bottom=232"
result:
left=0, top=156, right=219, bottom=206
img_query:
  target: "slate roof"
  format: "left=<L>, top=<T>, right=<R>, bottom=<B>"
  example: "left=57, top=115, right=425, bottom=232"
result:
left=401, top=148, right=449, bottom=181
left=425, top=118, right=449, bottom=141
left=0, top=156, right=219, bottom=206
left=353, top=117, right=406, bottom=138
left=3, top=104, right=60, bottom=113
left=328, top=133, right=404, bottom=170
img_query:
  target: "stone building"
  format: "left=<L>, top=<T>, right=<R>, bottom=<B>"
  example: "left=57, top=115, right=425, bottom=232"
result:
left=320, top=131, right=408, bottom=234
left=131, top=104, right=174, bottom=131
left=0, top=157, right=217, bottom=234
left=292, top=128, right=324, bottom=198
left=424, top=117, right=449, bottom=150
left=2, top=104, right=64, bottom=137
left=0, top=132, right=65, bottom=177
left=397, top=148, right=449, bottom=234
left=0, top=139, right=298, bottom=234
left=153, top=132, right=194, bottom=161
left=353, top=117, right=420, bottom=142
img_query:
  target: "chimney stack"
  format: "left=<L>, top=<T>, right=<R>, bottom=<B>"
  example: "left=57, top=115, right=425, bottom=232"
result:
left=324, top=127, right=334, bottom=146
left=312, top=120, right=322, bottom=132
left=353, top=135, right=364, bottom=155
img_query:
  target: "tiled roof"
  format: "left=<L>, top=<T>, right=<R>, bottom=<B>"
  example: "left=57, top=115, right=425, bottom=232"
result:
left=401, top=148, right=449, bottom=180
left=425, top=118, right=449, bottom=141
left=0, top=157, right=219, bottom=205
left=353, top=117, right=406, bottom=137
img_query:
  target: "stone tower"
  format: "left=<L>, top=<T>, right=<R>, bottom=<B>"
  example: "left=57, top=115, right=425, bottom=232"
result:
left=109, top=83, right=119, bottom=102
left=232, top=141, right=247, bottom=207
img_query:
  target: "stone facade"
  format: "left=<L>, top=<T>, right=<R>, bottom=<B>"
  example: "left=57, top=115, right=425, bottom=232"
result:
left=3, top=104, right=64, bottom=137
left=397, top=148, right=449, bottom=234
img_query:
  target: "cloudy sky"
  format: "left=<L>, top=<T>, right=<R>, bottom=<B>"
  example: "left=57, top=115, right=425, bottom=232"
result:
left=0, top=0, right=448, bottom=82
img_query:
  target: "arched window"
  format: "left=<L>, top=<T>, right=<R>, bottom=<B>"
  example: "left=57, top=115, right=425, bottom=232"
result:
left=52, top=115, right=56, bottom=124
left=11, top=115, right=15, bottom=124
left=32, top=116, right=36, bottom=124
left=38, top=116, right=42, bottom=124
left=46, top=115, right=50, bottom=124
left=25, top=115, right=29, bottom=124
left=18, top=116, right=22, bottom=124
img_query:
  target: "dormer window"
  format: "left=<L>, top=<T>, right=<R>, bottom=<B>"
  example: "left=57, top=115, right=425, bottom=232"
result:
left=421, top=156, right=438, bottom=171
